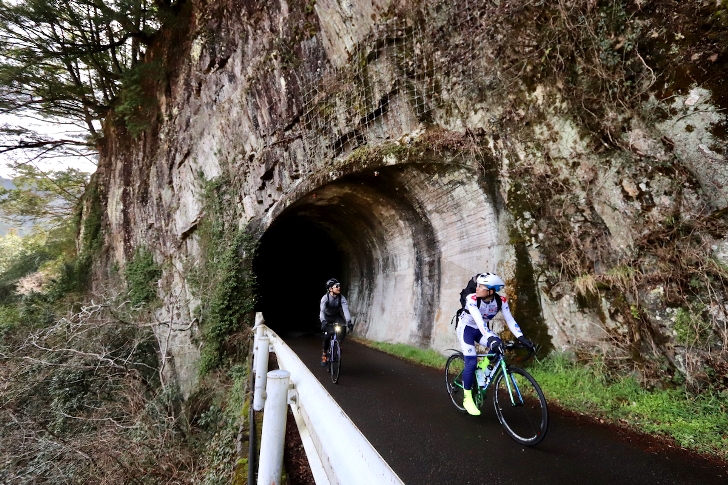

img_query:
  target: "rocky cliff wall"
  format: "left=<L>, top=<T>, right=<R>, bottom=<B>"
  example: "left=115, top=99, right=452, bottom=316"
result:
left=96, top=0, right=728, bottom=396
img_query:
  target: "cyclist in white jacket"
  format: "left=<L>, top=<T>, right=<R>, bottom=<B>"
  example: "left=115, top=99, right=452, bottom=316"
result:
left=457, top=273, right=535, bottom=415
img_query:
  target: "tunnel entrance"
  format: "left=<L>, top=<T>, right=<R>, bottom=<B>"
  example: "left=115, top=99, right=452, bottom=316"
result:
left=251, top=164, right=445, bottom=347
left=250, top=161, right=541, bottom=354
left=253, top=217, right=345, bottom=334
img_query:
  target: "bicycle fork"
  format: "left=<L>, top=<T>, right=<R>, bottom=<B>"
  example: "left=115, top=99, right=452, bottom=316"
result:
left=329, top=335, right=337, bottom=361
left=499, top=361, right=525, bottom=407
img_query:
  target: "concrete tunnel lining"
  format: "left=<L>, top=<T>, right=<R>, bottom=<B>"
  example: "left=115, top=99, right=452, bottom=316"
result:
left=253, top=161, right=508, bottom=353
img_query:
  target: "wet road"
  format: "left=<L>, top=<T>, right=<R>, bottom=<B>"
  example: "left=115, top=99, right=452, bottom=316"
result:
left=283, top=333, right=727, bottom=485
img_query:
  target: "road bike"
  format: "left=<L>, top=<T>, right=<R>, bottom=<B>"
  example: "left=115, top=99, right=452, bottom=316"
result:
left=325, top=324, right=343, bottom=383
left=445, top=342, right=549, bottom=446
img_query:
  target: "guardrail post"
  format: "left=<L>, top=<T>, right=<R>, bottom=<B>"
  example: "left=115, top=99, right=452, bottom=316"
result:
left=257, top=370, right=290, bottom=485
left=253, top=336, right=269, bottom=411
left=253, top=324, right=265, bottom=366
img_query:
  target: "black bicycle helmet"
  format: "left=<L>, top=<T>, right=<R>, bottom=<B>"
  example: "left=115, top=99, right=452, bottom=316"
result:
left=326, top=278, right=340, bottom=289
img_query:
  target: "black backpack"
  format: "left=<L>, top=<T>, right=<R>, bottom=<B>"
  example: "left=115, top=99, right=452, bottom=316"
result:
left=451, top=274, right=502, bottom=326
left=459, top=275, right=479, bottom=308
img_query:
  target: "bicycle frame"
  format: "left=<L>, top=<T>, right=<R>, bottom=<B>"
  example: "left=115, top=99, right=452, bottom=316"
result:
left=452, top=345, right=528, bottom=408
left=473, top=352, right=521, bottom=407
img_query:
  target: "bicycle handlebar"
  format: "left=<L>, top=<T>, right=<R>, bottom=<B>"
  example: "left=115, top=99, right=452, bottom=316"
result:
left=504, top=341, right=537, bottom=361
left=445, top=341, right=537, bottom=361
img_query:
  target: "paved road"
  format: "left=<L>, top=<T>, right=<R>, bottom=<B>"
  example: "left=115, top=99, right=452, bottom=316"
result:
left=283, top=333, right=727, bottom=485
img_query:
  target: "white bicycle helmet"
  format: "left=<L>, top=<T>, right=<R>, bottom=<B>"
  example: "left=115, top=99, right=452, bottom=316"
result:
left=476, top=272, right=505, bottom=291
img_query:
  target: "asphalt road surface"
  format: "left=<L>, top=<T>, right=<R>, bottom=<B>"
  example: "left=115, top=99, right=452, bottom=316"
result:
left=282, top=332, right=728, bottom=485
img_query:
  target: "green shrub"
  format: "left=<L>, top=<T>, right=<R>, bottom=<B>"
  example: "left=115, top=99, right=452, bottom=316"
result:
left=125, top=247, right=162, bottom=305
left=115, top=61, right=163, bottom=137
left=190, top=176, right=257, bottom=375
left=194, top=365, right=249, bottom=484
left=673, top=306, right=714, bottom=348
left=0, top=303, right=20, bottom=339
left=79, top=179, right=103, bottom=254
left=49, top=253, right=93, bottom=297
left=196, top=227, right=257, bottom=374
left=45, top=178, right=104, bottom=298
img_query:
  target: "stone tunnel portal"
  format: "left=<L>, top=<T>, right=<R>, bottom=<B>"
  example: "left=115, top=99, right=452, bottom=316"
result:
left=253, top=162, right=506, bottom=352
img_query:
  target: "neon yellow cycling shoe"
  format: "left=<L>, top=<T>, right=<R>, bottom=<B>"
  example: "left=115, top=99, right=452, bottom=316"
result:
left=463, top=389, right=481, bottom=416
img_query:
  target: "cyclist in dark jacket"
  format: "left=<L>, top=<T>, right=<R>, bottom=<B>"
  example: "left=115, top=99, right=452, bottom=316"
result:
left=320, top=278, right=353, bottom=366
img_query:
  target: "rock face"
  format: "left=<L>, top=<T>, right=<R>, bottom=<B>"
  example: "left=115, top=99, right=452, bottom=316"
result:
left=96, top=0, right=728, bottom=396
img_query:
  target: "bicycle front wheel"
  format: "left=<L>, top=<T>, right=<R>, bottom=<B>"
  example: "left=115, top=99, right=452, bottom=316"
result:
left=445, top=353, right=466, bottom=412
left=492, top=366, right=548, bottom=446
left=330, top=340, right=341, bottom=384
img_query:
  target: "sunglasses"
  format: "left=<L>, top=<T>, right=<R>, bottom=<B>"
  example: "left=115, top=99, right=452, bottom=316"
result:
left=332, top=284, right=341, bottom=288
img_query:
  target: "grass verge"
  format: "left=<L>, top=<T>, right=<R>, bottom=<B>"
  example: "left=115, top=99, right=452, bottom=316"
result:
left=529, top=354, right=728, bottom=461
left=353, top=337, right=728, bottom=462
left=354, top=338, right=449, bottom=368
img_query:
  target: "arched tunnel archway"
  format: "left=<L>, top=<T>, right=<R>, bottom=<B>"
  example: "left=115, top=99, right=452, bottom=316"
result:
left=253, top=164, right=445, bottom=343
left=252, top=160, right=544, bottom=352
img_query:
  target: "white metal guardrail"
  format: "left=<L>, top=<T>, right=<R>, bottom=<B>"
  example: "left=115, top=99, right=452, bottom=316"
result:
left=252, top=318, right=404, bottom=485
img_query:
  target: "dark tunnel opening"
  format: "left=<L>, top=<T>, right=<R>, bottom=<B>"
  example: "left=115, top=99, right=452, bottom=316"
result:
left=253, top=216, right=345, bottom=335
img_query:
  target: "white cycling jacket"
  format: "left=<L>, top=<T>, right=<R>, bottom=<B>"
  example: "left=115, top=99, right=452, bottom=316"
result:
left=460, top=293, right=523, bottom=339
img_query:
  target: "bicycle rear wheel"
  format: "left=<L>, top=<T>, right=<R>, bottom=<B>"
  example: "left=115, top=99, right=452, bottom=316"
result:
left=330, top=340, right=341, bottom=384
left=492, top=366, right=548, bottom=446
left=445, top=353, right=466, bottom=412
